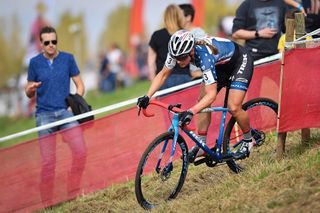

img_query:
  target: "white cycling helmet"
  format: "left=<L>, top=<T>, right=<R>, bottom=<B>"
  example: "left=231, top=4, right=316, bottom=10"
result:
left=168, top=30, right=195, bottom=59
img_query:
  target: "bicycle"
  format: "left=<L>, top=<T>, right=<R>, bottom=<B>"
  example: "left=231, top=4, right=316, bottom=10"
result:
left=135, top=87, right=278, bottom=209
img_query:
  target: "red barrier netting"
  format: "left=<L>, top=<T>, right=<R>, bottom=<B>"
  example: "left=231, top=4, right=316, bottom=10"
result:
left=278, top=46, right=320, bottom=132
left=0, top=61, right=281, bottom=212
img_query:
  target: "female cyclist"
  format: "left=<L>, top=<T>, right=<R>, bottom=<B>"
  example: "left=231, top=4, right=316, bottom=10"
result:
left=137, top=29, right=255, bottom=160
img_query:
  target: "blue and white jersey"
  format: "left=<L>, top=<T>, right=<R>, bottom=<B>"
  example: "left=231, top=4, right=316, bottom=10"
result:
left=193, top=37, right=235, bottom=84
left=165, top=36, right=235, bottom=85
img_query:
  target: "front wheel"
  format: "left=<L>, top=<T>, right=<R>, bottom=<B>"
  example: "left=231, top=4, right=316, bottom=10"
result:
left=135, top=132, right=189, bottom=209
left=223, top=98, right=278, bottom=173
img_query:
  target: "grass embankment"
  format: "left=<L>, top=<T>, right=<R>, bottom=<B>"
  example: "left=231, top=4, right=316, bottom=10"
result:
left=0, top=80, right=150, bottom=148
left=40, top=130, right=320, bottom=213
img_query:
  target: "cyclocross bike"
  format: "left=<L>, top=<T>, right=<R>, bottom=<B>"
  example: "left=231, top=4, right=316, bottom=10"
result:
left=135, top=87, right=278, bottom=209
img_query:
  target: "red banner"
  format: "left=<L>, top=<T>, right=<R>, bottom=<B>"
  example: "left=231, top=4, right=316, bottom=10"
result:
left=278, top=47, right=320, bottom=132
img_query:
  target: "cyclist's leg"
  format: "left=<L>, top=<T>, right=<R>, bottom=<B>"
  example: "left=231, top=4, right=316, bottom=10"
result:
left=228, top=43, right=254, bottom=158
left=188, top=83, right=212, bottom=160
left=228, top=89, right=254, bottom=158
left=197, top=83, right=212, bottom=136
left=228, top=89, right=250, bottom=135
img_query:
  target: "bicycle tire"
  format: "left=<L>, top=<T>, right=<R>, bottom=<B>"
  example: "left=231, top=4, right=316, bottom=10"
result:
left=135, top=132, right=189, bottom=209
left=223, top=97, right=278, bottom=173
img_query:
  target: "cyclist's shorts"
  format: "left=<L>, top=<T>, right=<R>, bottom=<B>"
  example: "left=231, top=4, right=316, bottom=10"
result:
left=216, top=43, right=254, bottom=92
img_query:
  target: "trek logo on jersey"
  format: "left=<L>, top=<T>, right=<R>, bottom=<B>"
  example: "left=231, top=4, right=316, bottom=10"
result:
left=237, top=54, right=247, bottom=74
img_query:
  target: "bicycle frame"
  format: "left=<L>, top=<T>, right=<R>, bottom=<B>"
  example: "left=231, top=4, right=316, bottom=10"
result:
left=142, top=100, right=235, bottom=171
left=168, top=106, right=232, bottom=163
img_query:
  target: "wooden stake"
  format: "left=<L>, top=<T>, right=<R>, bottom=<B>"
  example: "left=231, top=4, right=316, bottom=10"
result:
left=276, top=18, right=294, bottom=159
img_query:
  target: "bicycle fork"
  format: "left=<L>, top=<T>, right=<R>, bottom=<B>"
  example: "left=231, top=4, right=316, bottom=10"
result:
left=155, top=114, right=180, bottom=176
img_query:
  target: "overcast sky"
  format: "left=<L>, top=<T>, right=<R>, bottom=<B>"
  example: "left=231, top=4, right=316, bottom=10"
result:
left=0, top=0, right=240, bottom=54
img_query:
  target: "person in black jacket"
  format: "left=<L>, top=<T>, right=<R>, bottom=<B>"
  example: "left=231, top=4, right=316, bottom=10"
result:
left=148, top=4, right=193, bottom=90
left=232, top=0, right=287, bottom=61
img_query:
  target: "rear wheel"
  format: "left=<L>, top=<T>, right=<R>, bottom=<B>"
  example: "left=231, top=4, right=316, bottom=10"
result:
left=135, top=132, right=188, bottom=209
left=223, top=98, right=278, bottom=173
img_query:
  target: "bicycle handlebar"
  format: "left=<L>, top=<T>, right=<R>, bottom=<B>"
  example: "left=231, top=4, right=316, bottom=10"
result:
left=142, top=100, right=185, bottom=117
left=141, top=100, right=195, bottom=131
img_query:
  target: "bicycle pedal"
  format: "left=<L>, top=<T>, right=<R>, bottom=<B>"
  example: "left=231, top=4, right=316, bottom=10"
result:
left=233, top=150, right=250, bottom=160
left=222, top=153, right=234, bottom=161
left=193, top=156, right=207, bottom=166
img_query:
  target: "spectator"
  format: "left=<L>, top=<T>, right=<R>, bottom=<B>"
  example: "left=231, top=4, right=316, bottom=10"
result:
left=179, top=3, right=207, bottom=38
left=98, top=52, right=113, bottom=92
left=232, top=0, right=287, bottom=61
left=25, top=26, right=86, bottom=204
left=31, top=2, right=51, bottom=52
left=135, top=37, right=149, bottom=80
left=107, top=43, right=132, bottom=89
left=148, top=4, right=192, bottom=90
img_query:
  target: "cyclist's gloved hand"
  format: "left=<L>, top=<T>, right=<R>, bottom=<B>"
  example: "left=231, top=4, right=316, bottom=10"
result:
left=179, top=110, right=193, bottom=126
left=137, top=95, right=150, bottom=109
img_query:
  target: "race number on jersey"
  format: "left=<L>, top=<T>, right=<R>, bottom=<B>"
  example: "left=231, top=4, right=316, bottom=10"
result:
left=203, top=69, right=216, bottom=85
left=164, top=54, right=176, bottom=70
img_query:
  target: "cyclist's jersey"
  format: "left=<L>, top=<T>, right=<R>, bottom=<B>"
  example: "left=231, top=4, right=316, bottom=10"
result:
left=164, top=36, right=253, bottom=91
left=165, top=37, right=235, bottom=84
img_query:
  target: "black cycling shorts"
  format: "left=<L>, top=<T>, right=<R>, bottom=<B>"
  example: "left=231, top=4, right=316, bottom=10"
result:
left=215, top=43, right=254, bottom=92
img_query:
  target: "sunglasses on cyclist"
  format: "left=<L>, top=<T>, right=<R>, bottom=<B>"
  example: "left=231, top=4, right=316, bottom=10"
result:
left=43, top=40, right=57, bottom=46
left=172, top=53, right=189, bottom=61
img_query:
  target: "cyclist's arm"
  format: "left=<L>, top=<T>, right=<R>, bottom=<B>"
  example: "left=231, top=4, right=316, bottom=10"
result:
left=190, top=83, right=217, bottom=114
left=189, top=52, right=218, bottom=114
left=146, top=66, right=171, bottom=97
left=146, top=53, right=176, bottom=98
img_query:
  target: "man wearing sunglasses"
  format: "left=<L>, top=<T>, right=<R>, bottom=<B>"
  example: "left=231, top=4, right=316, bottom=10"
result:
left=25, top=26, right=86, bottom=202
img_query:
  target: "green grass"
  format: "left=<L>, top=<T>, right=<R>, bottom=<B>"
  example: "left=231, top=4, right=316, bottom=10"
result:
left=38, top=130, right=320, bottom=213
left=0, top=80, right=150, bottom=148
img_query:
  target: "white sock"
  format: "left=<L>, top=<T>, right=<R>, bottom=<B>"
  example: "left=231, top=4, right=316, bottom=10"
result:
left=243, top=130, right=253, bottom=142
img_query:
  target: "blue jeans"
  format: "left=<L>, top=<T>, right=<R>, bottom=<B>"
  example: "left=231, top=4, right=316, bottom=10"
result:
left=36, top=109, right=79, bottom=137
left=36, top=109, right=87, bottom=202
